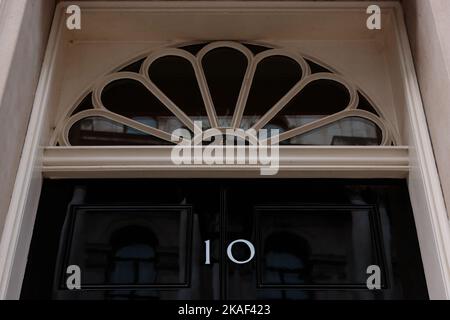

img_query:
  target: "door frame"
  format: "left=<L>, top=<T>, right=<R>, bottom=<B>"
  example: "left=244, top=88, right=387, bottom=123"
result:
left=0, top=1, right=449, bottom=300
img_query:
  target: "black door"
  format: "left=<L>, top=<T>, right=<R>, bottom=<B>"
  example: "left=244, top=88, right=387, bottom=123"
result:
left=21, top=179, right=428, bottom=300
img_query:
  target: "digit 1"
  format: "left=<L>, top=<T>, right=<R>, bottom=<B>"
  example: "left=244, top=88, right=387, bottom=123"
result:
left=205, top=240, right=211, bottom=265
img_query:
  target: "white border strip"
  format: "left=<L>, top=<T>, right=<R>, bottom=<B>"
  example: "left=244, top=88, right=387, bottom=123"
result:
left=0, top=3, right=63, bottom=299
left=392, top=5, right=450, bottom=298
left=42, top=146, right=409, bottom=179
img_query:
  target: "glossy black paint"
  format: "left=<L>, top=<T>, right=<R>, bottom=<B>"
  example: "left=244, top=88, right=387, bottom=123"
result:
left=21, top=179, right=428, bottom=300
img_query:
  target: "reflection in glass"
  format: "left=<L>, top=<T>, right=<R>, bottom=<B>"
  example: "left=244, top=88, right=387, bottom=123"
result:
left=179, top=43, right=209, bottom=55
left=266, top=79, right=350, bottom=132
left=357, top=92, right=380, bottom=116
left=101, top=78, right=185, bottom=133
left=119, top=58, right=146, bottom=73
left=263, top=232, right=311, bottom=286
left=149, top=55, right=210, bottom=128
left=202, top=47, right=248, bottom=127
left=282, top=117, right=382, bottom=146
left=71, top=93, right=93, bottom=116
left=305, top=59, right=332, bottom=74
left=258, top=209, right=377, bottom=287
left=242, top=43, right=272, bottom=55
left=242, top=56, right=302, bottom=129
left=68, top=117, right=174, bottom=146
left=109, top=227, right=157, bottom=285
left=64, top=208, right=190, bottom=287
left=262, top=232, right=312, bottom=300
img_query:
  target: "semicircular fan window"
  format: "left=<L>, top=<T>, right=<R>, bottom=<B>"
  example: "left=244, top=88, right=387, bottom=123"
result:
left=57, top=41, right=394, bottom=147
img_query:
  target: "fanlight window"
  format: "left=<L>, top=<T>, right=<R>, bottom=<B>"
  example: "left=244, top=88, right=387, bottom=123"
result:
left=54, top=41, right=394, bottom=147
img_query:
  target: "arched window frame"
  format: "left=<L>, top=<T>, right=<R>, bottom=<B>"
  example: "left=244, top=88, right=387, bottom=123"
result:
left=51, top=41, right=398, bottom=147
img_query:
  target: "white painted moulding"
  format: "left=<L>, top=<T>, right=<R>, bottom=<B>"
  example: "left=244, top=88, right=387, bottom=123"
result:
left=42, top=146, right=409, bottom=178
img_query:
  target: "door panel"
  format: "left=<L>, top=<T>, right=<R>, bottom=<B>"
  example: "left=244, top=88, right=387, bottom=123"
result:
left=55, top=206, right=194, bottom=299
left=22, top=180, right=221, bottom=300
left=224, top=180, right=427, bottom=300
left=21, top=179, right=428, bottom=300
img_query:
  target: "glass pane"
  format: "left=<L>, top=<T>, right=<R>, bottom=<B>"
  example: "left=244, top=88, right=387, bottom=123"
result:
left=305, top=59, right=332, bottom=74
left=266, top=79, right=351, bottom=132
left=242, top=43, right=272, bottom=55
left=202, top=47, right=248, bottom=127
left=257, top=208, right=379, bottom=287
left=242, top=56, right=302, bottom=129
left=357, top=92, right=379, bottom=116
left=101, top=78, right=185, bottom=133
left=179, top=43, right=209, bottom=55
left=282, top=117, right=382, bottom=146
left=149, top=55, right=210, bottom=128
left=119, top=58, right=146, bottom=73
left=62, top=207, right=191, bottom=287
left=68, top=117, right=174, bottom=146
left=71, top=93, right=93, bottom=116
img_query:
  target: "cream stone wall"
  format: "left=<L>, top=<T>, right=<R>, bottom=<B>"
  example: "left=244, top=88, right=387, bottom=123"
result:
left=0, top=0, right=55, bottom=237
left=403, top=0, right=450, bottom=215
